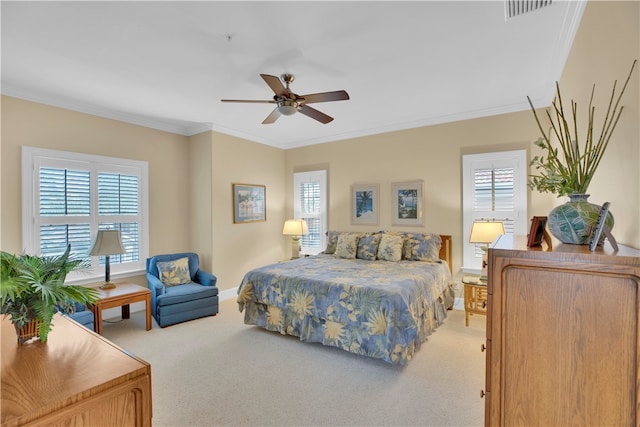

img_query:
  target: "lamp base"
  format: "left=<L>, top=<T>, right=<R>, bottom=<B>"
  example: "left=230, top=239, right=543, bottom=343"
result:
left=291, top=240, right=300, bottom=259
left=99, top=282, right=117, bottom=290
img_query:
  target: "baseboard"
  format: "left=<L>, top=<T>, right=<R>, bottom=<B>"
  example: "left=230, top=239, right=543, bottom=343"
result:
left=453, top=297, right=464, bottom=311
left=219, top=287, right=238, bottom=302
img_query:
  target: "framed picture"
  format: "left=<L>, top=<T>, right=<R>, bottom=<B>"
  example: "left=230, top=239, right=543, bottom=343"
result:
left=589, top=202, right=618, bottom=252
left=232, top=183, right=266, bottom=223
left=391, top=180, right=424, bottom=226
left=351, top=183, right=379, bottom=225
left=526, top=216, right=548, bottom=247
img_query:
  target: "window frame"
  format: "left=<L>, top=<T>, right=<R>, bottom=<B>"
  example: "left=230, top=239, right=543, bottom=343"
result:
left=293, top=170, right=327, bottom=255
left=21, top=146, right=149, bottom=284
left=462, top=149, right=528, bottom=273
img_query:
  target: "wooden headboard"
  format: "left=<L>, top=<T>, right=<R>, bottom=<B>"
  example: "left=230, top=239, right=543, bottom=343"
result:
left=439, top=235, right=452, bottom=273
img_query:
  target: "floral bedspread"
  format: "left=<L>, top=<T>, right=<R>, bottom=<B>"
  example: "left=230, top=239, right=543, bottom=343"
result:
left=237, top=254, right=453, bottom=365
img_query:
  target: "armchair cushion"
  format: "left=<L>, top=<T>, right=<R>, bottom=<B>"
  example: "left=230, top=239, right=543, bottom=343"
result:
left=157, top=256, right=192, bottom=286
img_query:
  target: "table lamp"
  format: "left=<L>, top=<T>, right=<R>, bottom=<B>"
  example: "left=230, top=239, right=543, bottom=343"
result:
left=282, top=219, right=308, bottom=259
left=469, top=220, right=505, bottom=281
left=89, top=230, right=126, bottom=290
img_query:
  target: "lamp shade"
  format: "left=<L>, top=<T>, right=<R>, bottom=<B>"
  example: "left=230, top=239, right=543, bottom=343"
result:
left=282, top=219, right=309, bottom=236
left=89, top=230, right=126, bottom=256
left=469, top=221, right=505, bottom=244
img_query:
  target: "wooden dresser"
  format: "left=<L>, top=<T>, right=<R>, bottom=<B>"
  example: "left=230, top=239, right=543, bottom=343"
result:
left=484, top=235, right=640, bottom=426
left=1, top=313, right=152, bottom=427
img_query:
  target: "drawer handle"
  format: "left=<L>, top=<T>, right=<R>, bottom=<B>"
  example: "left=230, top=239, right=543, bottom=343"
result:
left=482, top=301, right=487, bottom=308
left=480, top=344, right=486, bottom=352
left=480, top=390, right=485, bottom=398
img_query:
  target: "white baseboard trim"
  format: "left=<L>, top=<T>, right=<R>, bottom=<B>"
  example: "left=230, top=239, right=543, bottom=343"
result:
left=453, top=297, right=464, bottom=311
left=219, top=287, right=238, bottom=302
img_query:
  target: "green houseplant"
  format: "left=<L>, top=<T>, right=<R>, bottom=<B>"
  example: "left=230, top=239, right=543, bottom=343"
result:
left=1, top=245, right=100, bottom=344
left=527, top=60, right=637, bottom=244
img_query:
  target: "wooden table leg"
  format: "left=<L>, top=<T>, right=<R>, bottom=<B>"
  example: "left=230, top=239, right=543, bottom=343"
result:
left=93, top=305, right=103, bottom=335
left=464, top=284, right=470, bottom=327
left=121, top=304, right=130, bottom=319
left=145, top=294, right=152, bottom=331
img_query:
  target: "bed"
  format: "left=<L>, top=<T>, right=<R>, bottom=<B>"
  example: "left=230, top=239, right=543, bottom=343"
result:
left=237, top=231, right=454, bottom=365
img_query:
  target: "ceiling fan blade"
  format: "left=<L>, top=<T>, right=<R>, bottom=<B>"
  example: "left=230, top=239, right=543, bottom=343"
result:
left=262, top=108, right=281, bottom=124
left=220, top=99, right=276, bottom=104
left=298, top=105, right=334, bottom=124
left=301, top=90, right=350, bottom=104
left=260, top=74, right=287, bottom=97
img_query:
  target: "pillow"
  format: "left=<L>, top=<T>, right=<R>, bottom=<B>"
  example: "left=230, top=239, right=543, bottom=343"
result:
left=403, top=233, right=442, bottom=261
left=324, top=231, right=342, bottom=254
left=335, top=233, right=359, bottom=259
left=156, top=257, right=192, bottom=286
left=377, top=234, right=403, bottom=262
left=356, top=233, right=381, bottom=260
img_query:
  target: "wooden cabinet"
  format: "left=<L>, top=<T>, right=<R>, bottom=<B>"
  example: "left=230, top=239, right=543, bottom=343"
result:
left=1, top=313, right=152, bottom=427
left=484, top=235, right=640, bottom=426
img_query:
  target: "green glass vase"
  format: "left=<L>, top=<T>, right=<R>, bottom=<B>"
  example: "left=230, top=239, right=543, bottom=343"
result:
left=547, top=194, right=614, bottom=245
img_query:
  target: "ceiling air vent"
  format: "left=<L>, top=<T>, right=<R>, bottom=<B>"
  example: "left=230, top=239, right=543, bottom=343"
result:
left=505, top=0, right=552, bottom=19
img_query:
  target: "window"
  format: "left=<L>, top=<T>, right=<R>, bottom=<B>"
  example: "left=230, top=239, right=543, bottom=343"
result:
left=462, top=150, right=527, bottom=272
left=293, top=170, right=327, bottom=255
left=22, top=147, right=149, bottom=283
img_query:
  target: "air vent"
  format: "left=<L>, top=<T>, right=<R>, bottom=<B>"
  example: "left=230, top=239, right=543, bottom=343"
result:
left=505, top=0, right=552, bottom=19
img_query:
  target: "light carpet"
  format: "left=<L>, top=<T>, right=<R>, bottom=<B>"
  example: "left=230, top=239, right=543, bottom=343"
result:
left=101, top=298, right=486, bottom=427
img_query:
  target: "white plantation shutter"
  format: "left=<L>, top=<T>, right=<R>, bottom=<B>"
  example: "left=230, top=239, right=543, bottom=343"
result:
left=38, top=167, right=92, bottom=257
left=22, top=147, right=148, bottom=283
left=293, top=170, right=327, bottom=255
left=463, top=150, right=527, bottom=271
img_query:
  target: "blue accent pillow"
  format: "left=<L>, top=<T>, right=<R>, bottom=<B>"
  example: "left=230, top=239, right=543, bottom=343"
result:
left=356, top=233, right=381, bottom=260
left=403, top=233, right=442, bottom=261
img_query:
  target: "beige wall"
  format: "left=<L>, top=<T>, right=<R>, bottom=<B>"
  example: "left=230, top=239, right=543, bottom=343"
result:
left=1, top=1, right=638, bottom=294
left=284, top=0, right=640, bottom=277
left=189, top=131, right=214, bottom=273
left=285, top=111, right=540, bottom=276
left=0, top=98, right=287, bottom=292
left=0, top=96, right=192, bottom=286
left=557, top=0, right=639, bottom=248
left=210, top=131, right=287, bottom=290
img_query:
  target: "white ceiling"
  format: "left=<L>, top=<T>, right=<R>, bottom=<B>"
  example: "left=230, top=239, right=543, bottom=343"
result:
left=1, top=1, right=586, bottom=149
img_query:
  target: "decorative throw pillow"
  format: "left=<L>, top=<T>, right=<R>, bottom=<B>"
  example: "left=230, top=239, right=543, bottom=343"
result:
left=403, top=233, right=442, bottom=261
left=377, top=234, right=403, bottom=262
left=157, top=257, right=192, bottom=287
left=324, top=231, right=342, bottom=254
left=335, top=233, right=359, bottom=259
left=356, top=233, right=381, bottom=260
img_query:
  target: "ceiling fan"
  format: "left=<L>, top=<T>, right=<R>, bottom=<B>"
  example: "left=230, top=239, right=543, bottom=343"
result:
left=221, top=74, right=349, bottom=124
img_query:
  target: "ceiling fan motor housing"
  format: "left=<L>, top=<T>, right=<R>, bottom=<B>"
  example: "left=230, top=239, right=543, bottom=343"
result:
left=277, top=99, right=299, bottom=115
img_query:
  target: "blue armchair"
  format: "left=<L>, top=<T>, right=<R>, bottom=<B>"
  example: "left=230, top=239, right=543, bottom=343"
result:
left=146, top=252, right=219, bottom=327
left=59, top=302, right=95, bottom=331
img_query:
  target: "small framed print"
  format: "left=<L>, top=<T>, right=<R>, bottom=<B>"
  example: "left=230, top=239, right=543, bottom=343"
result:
left=351, top=183, right=379, bottom=225
left=527, top=216, right=548, bottom=247
left=589, top=202, right=618, bottom=252
left=232, top=183, right=266, bottom=223
left=391, top=180, right=424, bottom=226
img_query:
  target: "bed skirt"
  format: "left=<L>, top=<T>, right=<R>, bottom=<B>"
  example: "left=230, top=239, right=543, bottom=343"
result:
left=240, top=283, right=455, bottom=365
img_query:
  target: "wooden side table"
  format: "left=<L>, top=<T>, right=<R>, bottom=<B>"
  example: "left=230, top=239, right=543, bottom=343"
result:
left=90, top=283, right=152, bottom=334
left=462, top=275, right=488, bottom=327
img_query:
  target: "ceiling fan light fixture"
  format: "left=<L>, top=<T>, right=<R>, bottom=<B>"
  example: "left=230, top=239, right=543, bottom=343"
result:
left=277, top=100, right=299, bottom=116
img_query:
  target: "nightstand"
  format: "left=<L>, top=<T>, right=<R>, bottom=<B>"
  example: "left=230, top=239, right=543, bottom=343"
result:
left=462, top=275, right=487, bottom=327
